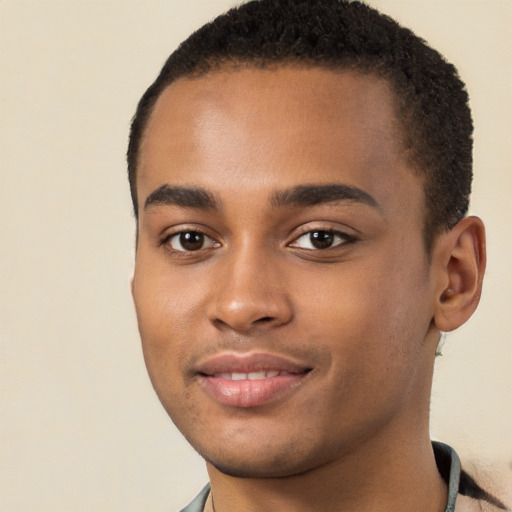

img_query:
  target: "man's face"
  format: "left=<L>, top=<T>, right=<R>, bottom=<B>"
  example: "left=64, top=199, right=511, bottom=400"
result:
left=132, top=67, right=440, bottom=478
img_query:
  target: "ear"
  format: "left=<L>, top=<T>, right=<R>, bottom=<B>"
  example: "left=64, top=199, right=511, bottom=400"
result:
left=433, top=216, right=486, bottom=332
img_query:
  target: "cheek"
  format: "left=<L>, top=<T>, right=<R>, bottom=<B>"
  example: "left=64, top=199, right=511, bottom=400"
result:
left=132, top=258, right=205, bottom=384
left=296, top=249, right=431, bottom=375
left=134, top=249, right=207, bottom=332
left=295, top=268, right=429, bottom=435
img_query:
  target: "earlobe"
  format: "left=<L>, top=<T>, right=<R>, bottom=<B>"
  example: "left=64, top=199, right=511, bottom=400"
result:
left=433, top=216, right=486, bottom=332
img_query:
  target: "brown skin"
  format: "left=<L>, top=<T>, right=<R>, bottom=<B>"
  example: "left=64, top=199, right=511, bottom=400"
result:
left=132, top=67, right=486, bottom=512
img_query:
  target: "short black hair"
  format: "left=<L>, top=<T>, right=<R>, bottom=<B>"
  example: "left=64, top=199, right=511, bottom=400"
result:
left=128, top=0, right=473, bottom=250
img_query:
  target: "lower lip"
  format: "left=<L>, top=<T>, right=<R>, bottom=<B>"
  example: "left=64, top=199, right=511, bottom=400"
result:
left=198, top=373, right=308, bottom=408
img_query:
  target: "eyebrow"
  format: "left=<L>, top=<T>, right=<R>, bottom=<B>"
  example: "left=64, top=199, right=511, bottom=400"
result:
left=144, top=184, right=218, bottom=211
left=271, top=184, right=379, bottom=209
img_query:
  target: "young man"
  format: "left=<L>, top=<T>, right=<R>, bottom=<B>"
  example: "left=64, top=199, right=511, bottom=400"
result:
left=128, top=1, right=509, bottom=511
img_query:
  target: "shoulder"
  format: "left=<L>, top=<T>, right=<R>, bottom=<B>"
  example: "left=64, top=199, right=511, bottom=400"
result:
left=455, top=494, right=511, bottom=512
left=457, top=466, right=510, bottom=512
left=432, top=442, right=510, bottom=512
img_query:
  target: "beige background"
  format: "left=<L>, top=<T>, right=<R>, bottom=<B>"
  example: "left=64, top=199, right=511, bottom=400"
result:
left=0, top=0, right=510, bottom=510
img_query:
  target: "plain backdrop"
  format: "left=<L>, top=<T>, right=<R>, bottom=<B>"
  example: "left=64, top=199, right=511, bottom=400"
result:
left=1, top=1, right=511, bottom=510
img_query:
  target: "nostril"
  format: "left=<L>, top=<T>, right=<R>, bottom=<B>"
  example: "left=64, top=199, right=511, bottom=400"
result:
left=255, top=316, right=275, bottom=324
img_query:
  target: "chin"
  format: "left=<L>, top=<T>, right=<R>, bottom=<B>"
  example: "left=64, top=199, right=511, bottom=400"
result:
left=197, top=439, right=334, bottom=479
left=205, top=456, right=308, bottom=479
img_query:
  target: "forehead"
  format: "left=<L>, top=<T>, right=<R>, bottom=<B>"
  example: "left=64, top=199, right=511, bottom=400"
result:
left=137, top=66, right=420, bottom=214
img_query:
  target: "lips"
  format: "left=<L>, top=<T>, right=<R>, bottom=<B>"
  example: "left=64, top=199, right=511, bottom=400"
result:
left=195, top=352, right=312, bottom=408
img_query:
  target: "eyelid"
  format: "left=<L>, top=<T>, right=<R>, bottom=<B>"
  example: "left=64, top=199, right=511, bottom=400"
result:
left=288, top=222, right=357, bottom=240
left=160, top=223, right=218, bottom=240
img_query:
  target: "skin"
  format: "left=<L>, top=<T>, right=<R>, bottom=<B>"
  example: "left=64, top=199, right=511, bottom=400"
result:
left=132, top=66, right=485, bottom=512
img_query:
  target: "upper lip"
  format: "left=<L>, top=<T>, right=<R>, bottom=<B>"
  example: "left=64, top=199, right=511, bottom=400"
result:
left=195, top=352, right=312, bottom=376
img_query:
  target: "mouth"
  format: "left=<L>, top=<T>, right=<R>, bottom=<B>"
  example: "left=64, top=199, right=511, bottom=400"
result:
left=195, top=352, right=312, bottom=408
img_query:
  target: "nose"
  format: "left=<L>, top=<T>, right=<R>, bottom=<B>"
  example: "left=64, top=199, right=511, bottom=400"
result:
left=207, top=249, right=294, bottom=333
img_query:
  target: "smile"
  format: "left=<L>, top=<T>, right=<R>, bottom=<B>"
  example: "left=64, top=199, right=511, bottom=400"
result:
left=195, top=352, right=312, bottom=408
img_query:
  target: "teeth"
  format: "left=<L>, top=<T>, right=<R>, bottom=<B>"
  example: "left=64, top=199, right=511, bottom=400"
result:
left=216, top=371, right=282, bottom=380
left=248, top=371, right=266, bottom=380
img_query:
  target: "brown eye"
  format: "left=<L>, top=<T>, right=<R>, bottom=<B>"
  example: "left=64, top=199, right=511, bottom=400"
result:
left=309, top=231, right=335, bottom=249
left=290, top=229, right=355, bottom=250
left=168, top=231, right=215, bottom=252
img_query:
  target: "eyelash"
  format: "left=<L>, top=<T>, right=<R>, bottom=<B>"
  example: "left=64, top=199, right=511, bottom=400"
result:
left=160, top=227, right=357, bottom=256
